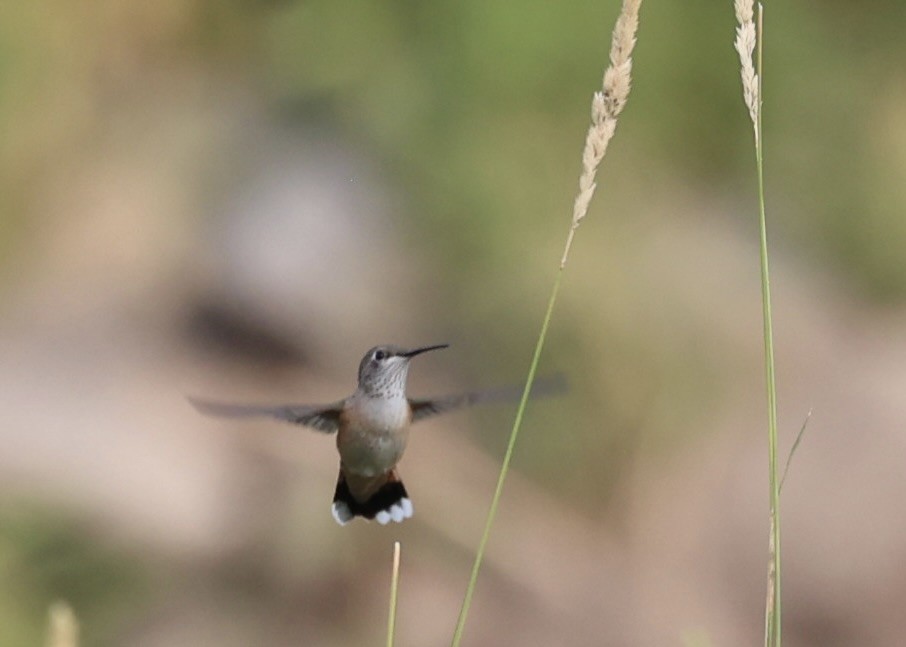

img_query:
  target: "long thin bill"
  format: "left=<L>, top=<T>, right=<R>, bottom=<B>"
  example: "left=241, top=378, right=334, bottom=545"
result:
left=401, top=343, right=449, bottom=358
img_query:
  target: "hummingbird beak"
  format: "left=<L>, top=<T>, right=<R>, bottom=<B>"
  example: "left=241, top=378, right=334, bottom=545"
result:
left=400, top=343, right=449, bottom=358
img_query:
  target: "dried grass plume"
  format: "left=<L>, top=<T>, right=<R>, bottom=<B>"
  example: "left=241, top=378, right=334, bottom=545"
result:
left=734, top=0, right=760, bottom=135
left=563, top=0, right=642, bottom=268
left=45, top=602, right=79, bottom=647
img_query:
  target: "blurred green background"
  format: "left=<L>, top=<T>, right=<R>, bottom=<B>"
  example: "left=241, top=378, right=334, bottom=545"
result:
left=2, top=1, right=905, bottom=645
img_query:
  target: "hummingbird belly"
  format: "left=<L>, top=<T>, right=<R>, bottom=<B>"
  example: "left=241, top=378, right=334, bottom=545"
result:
left=337, top=397, right=411, bottom=477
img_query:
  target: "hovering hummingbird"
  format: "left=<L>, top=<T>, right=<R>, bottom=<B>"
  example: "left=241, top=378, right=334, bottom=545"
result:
left=191, top=343, right=560, bottom=526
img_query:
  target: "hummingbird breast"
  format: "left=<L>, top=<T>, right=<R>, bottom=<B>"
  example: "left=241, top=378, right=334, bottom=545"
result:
left=337, top=395, right=412, bottom=477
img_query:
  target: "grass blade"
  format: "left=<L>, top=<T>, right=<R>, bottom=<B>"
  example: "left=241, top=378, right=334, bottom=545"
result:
left=780, top=409, right=811, bottom=491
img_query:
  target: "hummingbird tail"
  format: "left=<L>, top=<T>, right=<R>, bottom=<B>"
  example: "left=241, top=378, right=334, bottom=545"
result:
left=331, top=469, right=413, bottom=526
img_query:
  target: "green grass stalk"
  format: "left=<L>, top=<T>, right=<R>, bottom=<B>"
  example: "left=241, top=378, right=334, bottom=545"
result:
left=450, top=1, right=641, bottom=644
left=734, top=3, right=781, bottom=645
left=753, top=8, right=783, bottom=646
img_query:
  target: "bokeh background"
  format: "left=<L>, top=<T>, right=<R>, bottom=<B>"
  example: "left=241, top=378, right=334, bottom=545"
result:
left=2, top=1, right=905, bottom=645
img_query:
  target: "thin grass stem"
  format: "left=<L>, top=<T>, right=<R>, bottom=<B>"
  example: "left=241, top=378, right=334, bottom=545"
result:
left=387, top=542, right=401, bottom=647
left=450, top=270, right=563, bottom=647
left=451, top=2, right=640, bottom=644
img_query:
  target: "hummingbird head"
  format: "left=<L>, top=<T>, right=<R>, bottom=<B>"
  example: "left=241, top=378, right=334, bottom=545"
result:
left=357, top=343, right=449, bottom=397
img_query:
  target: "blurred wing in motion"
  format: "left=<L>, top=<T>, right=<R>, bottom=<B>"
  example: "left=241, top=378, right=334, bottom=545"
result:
left=189, top=397, right=343, bottom=433
left=408, top=373, right=567, bottom=423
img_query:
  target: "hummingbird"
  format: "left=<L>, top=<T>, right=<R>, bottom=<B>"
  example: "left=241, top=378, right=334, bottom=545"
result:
left=191, top=343, right=560, bottom=526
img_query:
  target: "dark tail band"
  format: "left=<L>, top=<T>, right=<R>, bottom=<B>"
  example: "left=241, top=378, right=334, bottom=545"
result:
left=331, top=471, right=413, bottom=525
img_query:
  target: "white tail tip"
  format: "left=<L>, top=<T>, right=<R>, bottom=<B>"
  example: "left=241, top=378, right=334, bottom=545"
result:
left=331, top=501, right=353, bottom=525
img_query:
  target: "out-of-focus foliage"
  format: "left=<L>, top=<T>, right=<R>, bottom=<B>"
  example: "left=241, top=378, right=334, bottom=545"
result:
left=3, top=1, right=904, bottom=294
left=0, top=508, right=147, bottom=646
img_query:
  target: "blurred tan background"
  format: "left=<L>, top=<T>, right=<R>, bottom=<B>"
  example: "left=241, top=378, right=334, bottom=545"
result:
left=2, top=1, right=905, bottom=645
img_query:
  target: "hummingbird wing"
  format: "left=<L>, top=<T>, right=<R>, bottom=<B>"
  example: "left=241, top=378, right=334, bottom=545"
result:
left=408, top=374, right=566, bottom=423
left=188, top=397, right=343, bottom=433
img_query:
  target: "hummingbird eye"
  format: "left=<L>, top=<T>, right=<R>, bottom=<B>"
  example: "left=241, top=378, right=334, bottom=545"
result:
left=373, top=349, right=386, bottom=361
